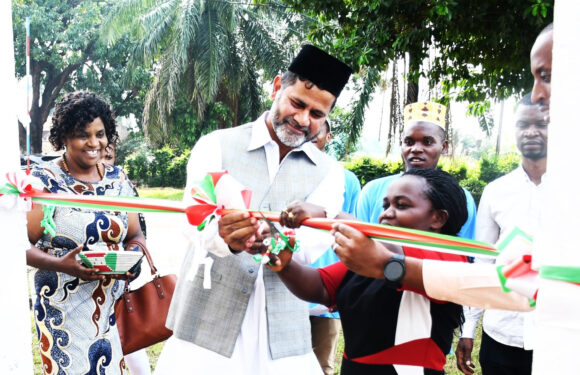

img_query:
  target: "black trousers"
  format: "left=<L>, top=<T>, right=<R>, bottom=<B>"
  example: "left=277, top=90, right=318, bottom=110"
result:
left=479, top=330, right=533, bottom=375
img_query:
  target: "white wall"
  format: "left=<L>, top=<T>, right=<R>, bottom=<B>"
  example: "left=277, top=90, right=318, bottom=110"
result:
left=0, top=1, right=34, bottom=373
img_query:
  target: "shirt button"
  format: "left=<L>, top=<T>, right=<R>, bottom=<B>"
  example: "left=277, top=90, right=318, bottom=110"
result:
left=248, top=268, right=254, bottom=274
left=241, top=287, right=248, bottom=294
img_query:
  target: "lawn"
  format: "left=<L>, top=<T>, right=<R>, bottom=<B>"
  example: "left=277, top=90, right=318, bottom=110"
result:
left=136, top=187, right=184, bottom=201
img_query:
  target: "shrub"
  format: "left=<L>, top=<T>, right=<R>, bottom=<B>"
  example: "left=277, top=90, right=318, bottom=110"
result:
left=166, top=149, right=190, bottom=188
left=345, top=156, right=404, bottom=186
left=480, top=152, right=520, bottom=183
left=124, top=148, right=152, bottom=186
left=345, top=153, right=520, bottom=206
left=123, top=146, right=190, bottom=188
left=149, top=147, right=175, bottom=187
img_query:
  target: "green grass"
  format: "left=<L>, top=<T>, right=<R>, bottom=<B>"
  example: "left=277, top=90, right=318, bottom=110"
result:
left=137, top=187, right=184, bottom=201
left=445, top=323, right=483, bottom=375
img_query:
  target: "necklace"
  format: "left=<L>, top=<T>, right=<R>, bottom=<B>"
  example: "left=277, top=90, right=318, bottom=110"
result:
left=62, top=153, right=104, bottom=180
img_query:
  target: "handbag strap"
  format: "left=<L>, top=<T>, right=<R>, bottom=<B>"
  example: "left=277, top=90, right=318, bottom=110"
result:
left=125, top=238, right=157, bottom=276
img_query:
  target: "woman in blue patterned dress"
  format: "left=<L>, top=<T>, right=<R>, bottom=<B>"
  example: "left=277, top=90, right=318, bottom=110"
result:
left=26, top=91, right=146, bottom=374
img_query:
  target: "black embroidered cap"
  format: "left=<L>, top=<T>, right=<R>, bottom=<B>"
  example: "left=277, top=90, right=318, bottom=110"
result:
left=288, top=45, right=353, bottom=98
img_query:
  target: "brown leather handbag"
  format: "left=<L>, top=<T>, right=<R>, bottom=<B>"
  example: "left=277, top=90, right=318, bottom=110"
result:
left=114, top=240, right=177, bottom=355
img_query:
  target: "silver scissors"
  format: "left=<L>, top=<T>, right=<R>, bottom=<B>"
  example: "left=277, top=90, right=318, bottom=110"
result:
left=257, top=211, right=283, bottom=237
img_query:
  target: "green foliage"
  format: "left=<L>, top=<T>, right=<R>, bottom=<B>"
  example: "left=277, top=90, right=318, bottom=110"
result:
left=282, top=0, right=553, bottom=107
left=103, top=0, right=305, bottom=147
left=344, top=157, right=404, bottom=186
left=459, top=177, right=487, bottom=206
left=479, top=152, right=521, bottom=183
left=124, top=147, right=152, bottom=186
left=149, top=147, right=175, bottom=187
left=116, top=131, right=148, bottom=167
left=123, top=146, right=190, bottom=188
left=12, top=0, right=150, bottom=152
left=345, top=153, right=520, bottom=205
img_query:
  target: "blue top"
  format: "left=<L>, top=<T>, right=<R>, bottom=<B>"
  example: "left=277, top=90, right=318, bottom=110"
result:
left=310, top=168, right=361, bottom=318
left=354, top=173, right=477, bottom=239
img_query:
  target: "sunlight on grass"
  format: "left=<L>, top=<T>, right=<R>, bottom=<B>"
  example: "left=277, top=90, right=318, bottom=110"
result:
left=137, top=187, right=184, bottom=201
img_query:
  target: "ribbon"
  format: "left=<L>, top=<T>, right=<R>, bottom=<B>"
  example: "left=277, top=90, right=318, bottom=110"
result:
left=1, top=178, right=497, bottom=259
left=0, top=171, right=40, bottom=211
left=6, top=170, right=579, bottom=297
left=207, top=208, right=498, bottom=258
left=540, top=266, right=580, bottom=285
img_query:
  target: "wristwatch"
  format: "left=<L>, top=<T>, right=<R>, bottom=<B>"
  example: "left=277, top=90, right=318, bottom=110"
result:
left=383, top=253, right=406, bottom=285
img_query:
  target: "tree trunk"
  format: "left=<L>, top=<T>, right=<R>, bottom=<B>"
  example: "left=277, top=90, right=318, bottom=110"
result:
left=22, top=40, right=94, bottom=154
left=386, top=63, right=400, bottom=156
left=405, top=53, right=419, bottom=105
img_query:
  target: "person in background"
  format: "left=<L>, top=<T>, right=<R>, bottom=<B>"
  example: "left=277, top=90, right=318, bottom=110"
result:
left=355, top=101, right=477, bottom=240
left=101, top=144, right=152, bottom=375
left=154, top=44, right=352, bottom=375
left=309, top=119, right=361, bottom=375
left=455, top=94, right=546, bottom=375
left=26, top=91, right=146, bottom=374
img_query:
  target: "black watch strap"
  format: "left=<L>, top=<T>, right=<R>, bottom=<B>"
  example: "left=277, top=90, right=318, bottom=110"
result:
left=228, top=244, right=242, bottom=255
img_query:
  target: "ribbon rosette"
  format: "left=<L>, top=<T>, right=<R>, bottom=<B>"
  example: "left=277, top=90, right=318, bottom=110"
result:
left=495, top=228, right=539, bottom=306
left=0, top=171, right=42, bottom=211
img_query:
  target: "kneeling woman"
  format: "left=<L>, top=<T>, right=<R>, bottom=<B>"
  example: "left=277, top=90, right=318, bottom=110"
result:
left=272, top=168, right=468, bottom=375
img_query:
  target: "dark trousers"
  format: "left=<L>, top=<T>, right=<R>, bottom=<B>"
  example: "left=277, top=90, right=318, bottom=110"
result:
left=480, top=330, right=533, bottom=375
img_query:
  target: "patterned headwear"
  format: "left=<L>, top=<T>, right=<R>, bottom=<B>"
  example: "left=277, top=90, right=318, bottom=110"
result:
left=404, top=102, right=447, bottom=129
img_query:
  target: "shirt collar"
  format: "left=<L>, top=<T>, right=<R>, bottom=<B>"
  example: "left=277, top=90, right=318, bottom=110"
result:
left=517, top=164, right=546, bottom=186
left=247, top=111, right=323, bottom=166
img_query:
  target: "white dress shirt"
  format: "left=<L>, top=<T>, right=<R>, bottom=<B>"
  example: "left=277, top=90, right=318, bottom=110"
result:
left=462, top=166, right=544, bottom=349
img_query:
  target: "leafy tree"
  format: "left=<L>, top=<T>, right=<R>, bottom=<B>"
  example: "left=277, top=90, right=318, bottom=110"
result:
left=12, top=0, right=151, bottom=154
left=281, top=0, right=552, bottom=104
left=103, top=0, right=309, bottom=147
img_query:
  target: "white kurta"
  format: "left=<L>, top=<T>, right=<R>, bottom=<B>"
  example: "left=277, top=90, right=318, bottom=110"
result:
left=154, top=114, right=344, bottom=374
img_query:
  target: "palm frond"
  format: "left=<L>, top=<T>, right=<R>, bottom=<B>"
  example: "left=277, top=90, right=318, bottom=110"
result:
left=345, top=67, right=381, bottom=153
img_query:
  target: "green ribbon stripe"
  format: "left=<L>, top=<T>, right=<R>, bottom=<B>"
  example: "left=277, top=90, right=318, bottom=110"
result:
left=540, top=265, right=580, bottom=284
left=31, top=197, right=183, bottom=214
left=369, top=235, right=498, bottom=257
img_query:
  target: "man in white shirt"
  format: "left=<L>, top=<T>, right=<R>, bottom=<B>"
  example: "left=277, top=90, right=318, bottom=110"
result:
left=155, top=45, right=352, bottom=375
left=456, top=93, right=547, bottom=375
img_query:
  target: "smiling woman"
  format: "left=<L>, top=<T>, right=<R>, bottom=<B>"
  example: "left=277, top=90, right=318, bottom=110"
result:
left=25, top=91, right=147, bottom=374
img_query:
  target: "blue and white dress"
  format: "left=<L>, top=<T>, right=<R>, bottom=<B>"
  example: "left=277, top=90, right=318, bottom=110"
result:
left=31, top=161, right=136, bottom=375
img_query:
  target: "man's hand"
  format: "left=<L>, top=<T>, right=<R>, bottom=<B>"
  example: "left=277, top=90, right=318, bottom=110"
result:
left=331, top=223, right=389, bottom=279
left=456, top=337, right=476, bottom=375
left=218, top=211, right=260, bottom=251
left=244, top=221, right=272, bottom=255
left=280, top=201, right=326, bottom=228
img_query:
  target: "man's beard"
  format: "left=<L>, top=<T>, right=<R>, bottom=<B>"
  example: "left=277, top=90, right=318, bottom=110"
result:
left=522, top=149, right=547, bottom=160
left=272, top=109, right=315, bottom=148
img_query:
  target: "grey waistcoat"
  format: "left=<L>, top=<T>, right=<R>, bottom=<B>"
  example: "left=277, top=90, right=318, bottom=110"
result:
left=167, top=120, right=334, bottom=360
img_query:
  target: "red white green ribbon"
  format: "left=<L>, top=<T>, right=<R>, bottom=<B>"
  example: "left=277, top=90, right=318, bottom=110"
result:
left=2, top=191, right=496, bottom=260
left=203, top=207, right=498, bottom=258
left=2, top=171, right=496, bottom=259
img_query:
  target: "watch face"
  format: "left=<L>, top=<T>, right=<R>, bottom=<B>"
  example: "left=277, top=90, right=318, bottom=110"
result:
left=385, top=261, right=405, bottom=282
